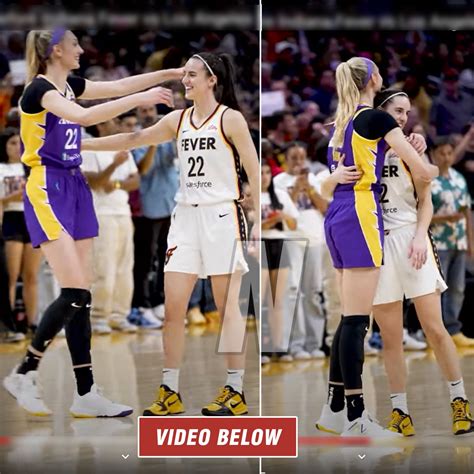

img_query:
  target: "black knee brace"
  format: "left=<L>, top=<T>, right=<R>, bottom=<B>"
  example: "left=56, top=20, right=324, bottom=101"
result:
left=329, top=316, right=344, bottom=383
left=339, top=315, right=370, bottom=390
left=31, top=288, right=91, bottom=353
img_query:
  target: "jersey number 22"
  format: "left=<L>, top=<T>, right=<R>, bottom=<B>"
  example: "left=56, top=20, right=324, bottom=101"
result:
left=188, top=156, right=205, bottom=177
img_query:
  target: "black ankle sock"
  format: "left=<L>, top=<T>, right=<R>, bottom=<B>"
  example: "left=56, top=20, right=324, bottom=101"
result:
left=17, top=350, right=42, bottom=374
left=346, top=393, right=365, bottom=421
left=328, top=383, right=345, bottom=412
left=74, top=366, right=94, bottom=396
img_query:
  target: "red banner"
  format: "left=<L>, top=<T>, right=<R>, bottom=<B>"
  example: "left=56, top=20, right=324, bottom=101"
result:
left=138, top=416, right=298, bottom=458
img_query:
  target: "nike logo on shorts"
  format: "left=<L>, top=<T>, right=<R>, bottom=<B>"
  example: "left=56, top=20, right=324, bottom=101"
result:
left=219, top=213, right=229, bottom=218
left=71, top=302, right=82, bottom=308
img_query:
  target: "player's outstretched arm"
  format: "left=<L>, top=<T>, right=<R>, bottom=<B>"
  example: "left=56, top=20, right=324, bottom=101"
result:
left=79, top=68, right=185, bottom=100
left=82, top=110, right=181, bottom=151
left=42, top=87, right=173, bottom=127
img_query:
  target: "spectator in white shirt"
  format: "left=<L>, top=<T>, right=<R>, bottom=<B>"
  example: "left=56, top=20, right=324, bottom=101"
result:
left=81, top=118, right=140, bottom=334
left=274, top=143, right=339, bottom=359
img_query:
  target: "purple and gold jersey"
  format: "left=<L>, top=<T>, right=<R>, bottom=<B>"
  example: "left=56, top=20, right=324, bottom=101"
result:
left=324, top=105, right=398, bottom=269
left=19, top=75, right=98, bottom=248
left=19, top=76, right=84, bottom=169
left=327, top=105, right=389, bottom=197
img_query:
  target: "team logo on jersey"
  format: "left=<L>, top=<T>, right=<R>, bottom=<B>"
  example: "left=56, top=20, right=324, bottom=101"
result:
left=165, top=245, right=178, bottom=265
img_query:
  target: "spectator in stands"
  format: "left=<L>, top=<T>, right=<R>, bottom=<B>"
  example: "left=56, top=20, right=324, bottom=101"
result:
left=128, top=104, right=178, bottom=327
left=274, top=143, right=329, bottom=359
left=309, top=69, right=336, bottom=116
left=261, top=159, right=299, bottom=364
left=81, top=119, right=140, bottom=334
left=430, top=69, right=474, bottom=137
left=454, top=124, right=474, bottom=203
left=0, top=128, right=41, bottom=331
left=430, top=137, right=474, bottom=347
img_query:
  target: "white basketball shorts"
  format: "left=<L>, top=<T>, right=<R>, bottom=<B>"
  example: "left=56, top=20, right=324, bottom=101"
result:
left=374, top=223, right=447, bottom=305
left=164, top=201, right=248, bottom=278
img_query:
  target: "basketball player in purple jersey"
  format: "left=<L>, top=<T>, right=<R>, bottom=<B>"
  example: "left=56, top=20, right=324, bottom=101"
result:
left=3, top=28, right=182, bottom=417
left=314, top=57, right=438, bottom=437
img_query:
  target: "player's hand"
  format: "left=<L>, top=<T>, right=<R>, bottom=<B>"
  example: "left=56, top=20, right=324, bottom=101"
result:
left=139, top=87, right=174, bottom=108
left=3, top=189, right=23, bottom=203
left=169, top=67, right=185, bottom=81
left=333, top=154, right=362, bottom=184
left=102, top=180, right=115, bottom=193
left=113, top=150, right=129, bottom=166
left=407, top=133, right=427, bottom=156
left=408, top=234, right=428, bottom=270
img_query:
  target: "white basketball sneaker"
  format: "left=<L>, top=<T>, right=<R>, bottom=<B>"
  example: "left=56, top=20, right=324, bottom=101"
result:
left=70, top=384, right=133, bottom=418
left=315, top=404, right=347, bottom=435
left=3, top=366, right=52, bottom=416
left=341, top=410, right=402, bottom=438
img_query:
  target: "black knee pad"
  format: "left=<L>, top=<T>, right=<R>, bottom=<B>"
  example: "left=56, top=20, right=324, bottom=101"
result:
left=339, top=315, right=370, bottom=390
left=31, top=288, right=91, bottom=353
left=329, top=315, right=344, bottom=383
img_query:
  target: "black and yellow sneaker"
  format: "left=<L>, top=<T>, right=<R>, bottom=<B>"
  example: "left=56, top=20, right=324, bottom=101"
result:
left=387, top=409, right=416, bottom=436
left=452, top=397, right=474, bottom=435
left=142, top=385, right=185, bottom=416
left=201, top=385, right=248, bottom=416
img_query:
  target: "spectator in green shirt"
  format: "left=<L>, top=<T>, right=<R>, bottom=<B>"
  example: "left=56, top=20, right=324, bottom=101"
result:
left=430, top=136, right=474, bottom=347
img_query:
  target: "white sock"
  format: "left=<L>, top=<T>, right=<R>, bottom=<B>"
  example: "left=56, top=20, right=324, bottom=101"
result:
left=226, top=369, right=244, bottom=394
left=448, top=379, right=466, bottom=401
left=162, top=368, right=180, bottom=393
left=390, top=392, right=409, bottom=414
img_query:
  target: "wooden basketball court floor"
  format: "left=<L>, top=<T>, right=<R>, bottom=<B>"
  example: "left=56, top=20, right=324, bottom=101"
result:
left=262, top=348, right=474, bottom=474
left=0, top=325, right=259, bottom=473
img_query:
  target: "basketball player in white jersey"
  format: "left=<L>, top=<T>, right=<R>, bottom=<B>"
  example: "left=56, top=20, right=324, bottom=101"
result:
left=82, top=52, right=259, bottom=416
left=372, top=89, right=473, bottom=436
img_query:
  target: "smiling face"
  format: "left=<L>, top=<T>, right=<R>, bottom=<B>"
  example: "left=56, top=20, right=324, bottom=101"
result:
left=52, top=30, right=83, bottom=71
left=286, top=146, right=307, bottom=175
left=182, top=57, right=216, bottom=101
left=383, top=95, right=411, bottom=129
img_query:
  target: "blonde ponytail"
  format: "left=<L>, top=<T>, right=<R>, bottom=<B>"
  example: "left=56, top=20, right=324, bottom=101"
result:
left=25, top=30, right=53, bottom=83
left=332, top=57, right=375, bottom=151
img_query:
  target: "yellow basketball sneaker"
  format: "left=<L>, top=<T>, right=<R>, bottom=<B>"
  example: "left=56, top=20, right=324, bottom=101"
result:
left=451, top=398, right=474, bottom=435
left=387, top=409, right=416, bottom=436
left=142, top=385, right=185, bottom=416
left=202, top=385, right=248, bottom=416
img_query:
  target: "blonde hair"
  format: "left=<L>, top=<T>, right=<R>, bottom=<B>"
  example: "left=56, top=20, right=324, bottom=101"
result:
left=25, top=30, right=54, bottom=83
left=332, top=57, right=375, bottom=150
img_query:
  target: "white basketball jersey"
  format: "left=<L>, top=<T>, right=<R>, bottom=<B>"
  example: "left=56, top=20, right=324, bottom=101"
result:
left=175, top=104, right=242, bottom=205
left=381, top=150, right=418, bottom=230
